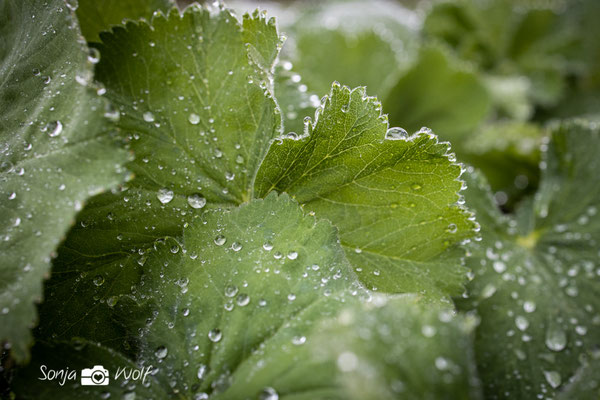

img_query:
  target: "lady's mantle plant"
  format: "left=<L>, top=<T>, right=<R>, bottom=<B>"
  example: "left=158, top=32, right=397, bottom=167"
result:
left=0, top=0, right=598, bottom=399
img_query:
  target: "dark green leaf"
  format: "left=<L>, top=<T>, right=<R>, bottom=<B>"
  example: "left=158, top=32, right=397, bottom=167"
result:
left=0, top=0, right=128, bottom=361
left=459, top=120, right=600, bottom=398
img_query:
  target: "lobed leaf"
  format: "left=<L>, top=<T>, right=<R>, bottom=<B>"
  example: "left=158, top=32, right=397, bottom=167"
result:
left=459, top=120, right=600, bottom=398
left=0, top=0, right=129, bottom=361
left=256, top=83, right=477, bottom=302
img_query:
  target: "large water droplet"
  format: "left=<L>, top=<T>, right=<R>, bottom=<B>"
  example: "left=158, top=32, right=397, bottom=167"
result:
left=214, top=235, right=227, bottom=246
left=143, top=111, right=155, bottom=122
left=386, top=127, right=408, bottom=140
left=545, top=325, right=567, bottom=351
left=208, top=329, right=222, bottom=343
left=543, top=370, right=561, bottom=389
left=44, top=120, right=63, bottom=137
left=259, top=387, right=279, bottom=400
left=157, top=188, right=174, bottom=204
left=155, top=346, right=168, bottom=359
left=187, top=194, right=206, bottom=209
left=188, top=113, right=200, bottom=125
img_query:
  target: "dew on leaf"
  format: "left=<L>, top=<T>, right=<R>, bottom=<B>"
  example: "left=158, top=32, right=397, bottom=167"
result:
left=157, top=188, right=174, bottom=204
left=543, top=370, right=561, bottom=389
left=155, top=346, right=168, bottom=359
left=224, top=285, right=238, bottom=297
left=236, top=293, right=250, bottom=306
left=143, top=111, right=155, bottom=122
left=259, top=387, right=279, bottom=400
left=545, top=325, right=567, bottom=351
left=231, top=242, right=242, bottom=252
left=187, top=194, right=206, bottom=209
left=214, top=235, right=226, bottom=246
left=262, top=242, right=273, bottom=251
left=208, top=329, right=222, bottom=343
left=386, top=127, right=408, bottom=140
left=188, top=113, right=200, bottom=125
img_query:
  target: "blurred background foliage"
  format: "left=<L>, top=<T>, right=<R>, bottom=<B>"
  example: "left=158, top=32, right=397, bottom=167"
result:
left=179, top=0, right=600, bottom=211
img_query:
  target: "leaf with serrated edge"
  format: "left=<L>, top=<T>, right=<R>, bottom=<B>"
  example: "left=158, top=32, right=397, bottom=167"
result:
left=256, top=83, right=477, bottom=302
left=15, top=195, right=484, bottom=400
left=0, top=0, right=128, bottom=361
left=316, top=295, right=483, bottom=400
left=459, top=120, right=600, bottom=399
left=32, top=3, right=285, bottom=349
left=16, top=193, right=362, bottom=398
left=75, top=0, right=175, bottom=43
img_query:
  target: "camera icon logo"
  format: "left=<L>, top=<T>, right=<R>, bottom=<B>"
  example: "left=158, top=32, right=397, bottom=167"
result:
left=81, top=365, right=110, bottom=386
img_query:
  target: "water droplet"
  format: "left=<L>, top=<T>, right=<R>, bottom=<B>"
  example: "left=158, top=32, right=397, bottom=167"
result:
left=259, top=387, right=279, bottom=400
left=44, top=120, right=63, bottom=137
left=65, top=0, right=79, bottom=11
left=157, top=188, right=174, bottom=204
left=87, top=47, right=100, bottom=64
left=106, top=296, right=118, bottom=307
left=208, top=329, right=222, bottom=342
left=197, top=364, right=207, bottom=380
left=287, top=293, right=296, bottom=301
left=386, top=127, right=408, bottom=140
left=493, top=261, right=507, bottom=273
left=187, top=194, right=206, bottom=209
left=292, top=336, right=306, bottom=345
left=231, top=242, right=242, bottom=252
left=236, top=293, right=250, bottom=306
left=543, top=370, right=561, bottom=389
left=421, top=325, right=436, bottom=337
left=155, top=346, right=168, bottom=359
left=411, top=183, right=422, bottom=191
left=143, top=111, right=155, bottom=122
left=214, top=235, right=226, bottom=246
left=523, top=301, right=536, bottom=313
left=93, top=275, right=105, bottom=286
left=287, top=251, right=298, bottom=260
left=545, top=325, right=567, bottom=351
left=263, top=242, right=273, bottom=251
left=188, top=113, right=200, bottom=125
left=225, top=285, right=238, bottom=297
left=515, top=316, right=529, bottom=331
left=446, top=223, right=458, bottom=234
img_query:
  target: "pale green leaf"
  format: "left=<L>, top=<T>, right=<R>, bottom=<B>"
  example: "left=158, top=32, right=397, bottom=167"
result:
left=384, top=46, right=491, bottom=144
left=76, top=0, right=175, bottom=43
left=459, top=120, right=600, bottom=398
left=0, top=0, right=128, bottom=361
left=255, top=83, right=477, bottom=301
left=315, top=295, right=483, bottom=400
left=284, top=0, right=418, bottom=99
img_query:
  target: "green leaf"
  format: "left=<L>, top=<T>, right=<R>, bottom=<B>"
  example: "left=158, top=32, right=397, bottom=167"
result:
left=16, top=193, right=362, bottom=399
left=459, top=121, right=600, bottom=398
left=15, top=195, right=483, bottom=399
left=460, top=121, right=543, bottom=210
left=423, top=0, right=584, bottom=107
left=255, top=83, right=476, bottom=301
left=284, top=0, right=418, bottom=99
left=274, top=61, right=320, bottom=136
left=384, top=46, right=491, bottom=144
left=315, top=295, right=483, bottom=400
left=75, top=0, right=176, bottom=43
left=36, top=5, right=285, bottom=303
left=556, top=352, right=600, bottom=400
left=0, top=0, right=128, bottom=361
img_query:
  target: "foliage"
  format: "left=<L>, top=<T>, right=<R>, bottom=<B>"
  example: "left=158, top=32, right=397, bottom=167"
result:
left=1, top=0, right=599, bottom=399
